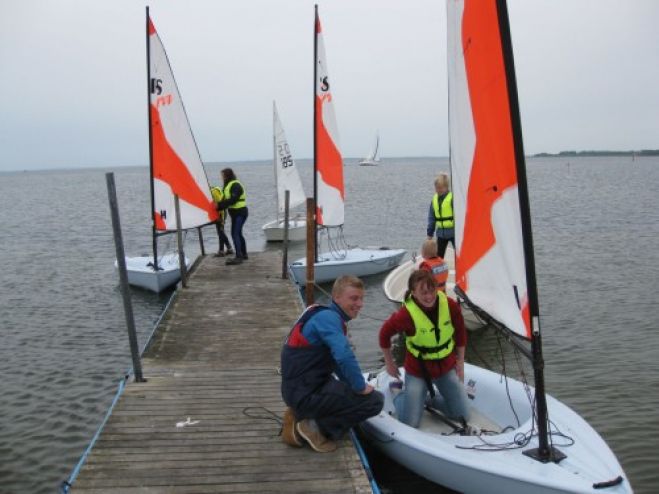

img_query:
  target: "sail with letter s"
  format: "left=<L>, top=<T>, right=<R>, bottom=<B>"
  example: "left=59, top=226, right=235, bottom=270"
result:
left=448, top=0, right=532, bottom=339
left=314, top=10, right=344, bottom=227
left=273, top=101, right=306, bottom=214
left=148, top=16, right=218, bottom=232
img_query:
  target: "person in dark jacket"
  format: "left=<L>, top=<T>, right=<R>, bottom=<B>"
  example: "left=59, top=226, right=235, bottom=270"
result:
left=215, top=168, right=248, bottom=265
left=280, top=276, right=384, bottom=453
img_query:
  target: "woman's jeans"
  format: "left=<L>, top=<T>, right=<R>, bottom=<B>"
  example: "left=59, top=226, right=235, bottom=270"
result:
left=394, top=370, right=470, bottom=428
left=229, top=209, right=248, bottom=258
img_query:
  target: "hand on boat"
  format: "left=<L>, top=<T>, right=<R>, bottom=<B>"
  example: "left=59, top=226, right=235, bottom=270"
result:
left=455, top=360, right=465, bottom=383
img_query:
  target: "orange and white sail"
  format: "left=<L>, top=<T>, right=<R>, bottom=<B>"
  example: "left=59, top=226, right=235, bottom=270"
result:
left=314, top=9, right=344, bottom=227
left=448, top=0, right=532, bottom=339
left=148, top=16, right=218, bottom=232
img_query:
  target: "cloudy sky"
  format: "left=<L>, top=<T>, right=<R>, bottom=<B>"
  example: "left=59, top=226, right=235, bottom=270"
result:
left=1, top=0, right=658, bottom=171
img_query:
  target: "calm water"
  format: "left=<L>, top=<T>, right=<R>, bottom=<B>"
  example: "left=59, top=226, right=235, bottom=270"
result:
left=0, top=156, right=657, bottom=493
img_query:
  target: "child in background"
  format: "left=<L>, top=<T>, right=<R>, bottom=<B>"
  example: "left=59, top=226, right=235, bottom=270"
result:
left=419, top=239, right=448, bottom=293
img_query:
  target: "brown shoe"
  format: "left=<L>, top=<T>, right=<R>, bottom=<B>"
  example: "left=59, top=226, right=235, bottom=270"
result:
left=281, top=408, right=303, bottom=447
left=295, top=419, right=337, bottom=453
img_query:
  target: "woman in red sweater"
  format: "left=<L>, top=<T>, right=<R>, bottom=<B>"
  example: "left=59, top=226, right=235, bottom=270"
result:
left=379, top=269, right=471, bottom=428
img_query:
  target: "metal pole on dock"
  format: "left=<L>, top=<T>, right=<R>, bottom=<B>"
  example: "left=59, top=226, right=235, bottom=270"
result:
left=281, top=190, right=290, bottom=279
left=174, top=194, right=188, bottom=288
left=105, top=172, right=145, bottom=383
left=305, top=197, right=315, bottom=305
left=197, top=226, right=205, bottom=256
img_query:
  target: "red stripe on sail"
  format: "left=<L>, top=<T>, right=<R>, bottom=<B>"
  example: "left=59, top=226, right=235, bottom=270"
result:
left=150, top=104, right=218, bottom=226
left=154, top=210, right=166, bottom=230
left=458, top=0, right=530, bottom=335
left=315, top=95, right=344, bottom=204
left=148, top=17, right=156, bottom=36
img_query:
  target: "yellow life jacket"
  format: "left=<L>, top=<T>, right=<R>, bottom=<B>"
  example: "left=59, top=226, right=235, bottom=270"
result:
left=210, top=186, right=223, bottom=203
left=210, top=186, right=225, bottom=221
left=223, top=179, right=247, bottom=209
left=405, top=291, right=455, bottom=360
left=432, top=192, right=454, bottom=229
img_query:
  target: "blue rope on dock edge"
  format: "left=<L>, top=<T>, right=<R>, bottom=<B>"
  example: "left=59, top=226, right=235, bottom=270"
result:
left=59, top=375, right=128, bottom=493
left=350, top=428, right=381, bottom=494
left=60, top=289, right=177, bottom=492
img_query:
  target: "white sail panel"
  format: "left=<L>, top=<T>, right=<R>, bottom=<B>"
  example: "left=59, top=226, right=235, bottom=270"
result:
left=315, top=14, right=344, bottom=227
left=447, top=0, right=531, bottom=339
left=148, top=17, right=218, bottom=232
left=273, top=102, right=306, bottom=213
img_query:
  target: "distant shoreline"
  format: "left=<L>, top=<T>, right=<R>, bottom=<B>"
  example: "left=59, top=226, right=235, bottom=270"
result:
left=533, top=150, right=659, bottom=158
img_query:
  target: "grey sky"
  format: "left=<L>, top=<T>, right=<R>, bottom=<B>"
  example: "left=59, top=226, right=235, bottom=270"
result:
left=1, top=0, right=658, bottom=171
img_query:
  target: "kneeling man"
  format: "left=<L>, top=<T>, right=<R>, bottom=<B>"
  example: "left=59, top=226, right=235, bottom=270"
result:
left=280, top=275, right=384, bottom=452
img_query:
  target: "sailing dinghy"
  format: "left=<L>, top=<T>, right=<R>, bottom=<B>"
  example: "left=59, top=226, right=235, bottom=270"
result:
left=358, top=132, right=380, bottom=166
left=262, top=102, right=307, bottom=242
left=361, top=1, right=631, bottom=492
left=117, top=10, right=218, bottom=293
left=288, top=7, right=405, bottom=285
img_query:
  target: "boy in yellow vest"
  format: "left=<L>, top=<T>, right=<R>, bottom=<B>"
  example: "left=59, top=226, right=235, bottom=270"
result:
left=427, top=173, right=454, bottom=259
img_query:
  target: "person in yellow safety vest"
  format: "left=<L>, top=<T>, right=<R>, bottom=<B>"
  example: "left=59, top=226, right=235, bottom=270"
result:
left=427, top=172, right=455, bottom=259
left=378, top=270, right=474, bottom=431
left=419, top=238, right=449, bottom=292
left=210, top=183, right=234, bottom=257
left=215, top=167, right=248, bottom=265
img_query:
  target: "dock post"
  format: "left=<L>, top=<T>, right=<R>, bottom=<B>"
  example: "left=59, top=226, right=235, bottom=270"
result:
left=282, top=190, right=290, bottom=279
left=105, top=172, right=145, bottom=383
left=174, top=195, right=188, bottom=288
left=305, top=197, right=315, bottom=306
left=197, top=226, right=205, bottom=256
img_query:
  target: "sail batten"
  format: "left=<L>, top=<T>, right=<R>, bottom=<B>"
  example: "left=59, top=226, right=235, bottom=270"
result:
left=314, top=8, right=344, bottom=227
left=148, top=15, right=218, bottom=233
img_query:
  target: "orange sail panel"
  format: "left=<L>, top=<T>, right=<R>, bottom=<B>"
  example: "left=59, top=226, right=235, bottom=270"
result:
left=448, top=0, right=531, bottom=339
left=148, top=17, right=218, bottom=232
left=314, top=13, right=344, bottom=227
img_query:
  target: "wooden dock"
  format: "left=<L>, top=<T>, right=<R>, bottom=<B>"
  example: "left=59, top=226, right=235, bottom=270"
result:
left=71, top=251, right=374, bottom=493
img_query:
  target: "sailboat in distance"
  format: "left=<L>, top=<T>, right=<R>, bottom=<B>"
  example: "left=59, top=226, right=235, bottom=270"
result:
left=360, top=1, right=632, bottom=492
left=117, top=9, right=218, bottom=293
left=262, top=101, right=307, bottom=242
left=288, top=6, right=405, bottom=285
left=358, top=132, right=380, bottom=166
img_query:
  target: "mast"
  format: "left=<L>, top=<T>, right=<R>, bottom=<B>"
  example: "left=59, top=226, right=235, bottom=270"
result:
left=273, top=101, right=279, bottom=223
left=313, top=4, right=319, bottom=262
left=496, top=0, right=564, bottom=463
left=146, top=6, right=158, bottom=270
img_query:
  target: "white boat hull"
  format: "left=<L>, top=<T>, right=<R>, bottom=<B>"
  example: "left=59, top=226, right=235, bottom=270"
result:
left=361, top=366, right=632, bottom=494
left=358, top=159, right=379, bottom=166
left=116, top=253, right=191, bottom=293
left=262, top=217, right=307, bottom=242
left=289, top=247, right=406, bottom=285
left=383, top=256, right=485, bottom=330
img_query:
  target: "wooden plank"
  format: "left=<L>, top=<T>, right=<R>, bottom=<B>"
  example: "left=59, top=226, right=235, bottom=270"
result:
left=71, top=251, right=373, bottom=493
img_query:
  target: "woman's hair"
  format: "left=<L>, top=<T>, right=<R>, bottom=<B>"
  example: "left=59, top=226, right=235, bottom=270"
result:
left=221, top=167, right=237, bottom=183
left=404, top=269, right=437, bottom=300
left=421, top=239, right=437, bottom=258
left=434, top=172, right=450, bottom=189
left=332, top=275, right=364, bottom=297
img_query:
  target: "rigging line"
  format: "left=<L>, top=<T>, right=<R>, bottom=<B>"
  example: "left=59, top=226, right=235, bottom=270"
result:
left=241, top=406, right=285, bottom=440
